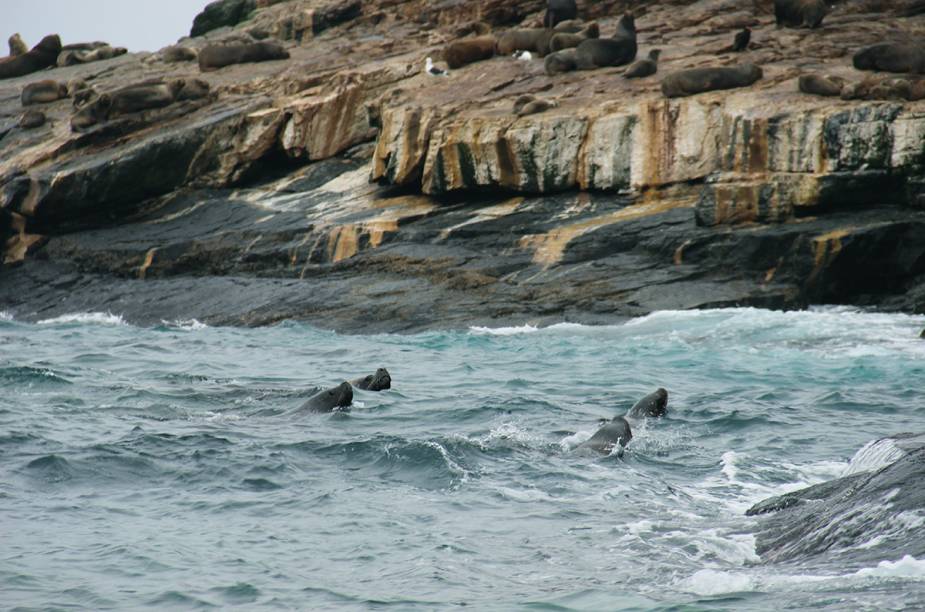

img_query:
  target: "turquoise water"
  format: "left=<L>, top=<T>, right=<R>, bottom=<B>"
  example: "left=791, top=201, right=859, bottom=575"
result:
left=2, top=307, right=925, bottom=610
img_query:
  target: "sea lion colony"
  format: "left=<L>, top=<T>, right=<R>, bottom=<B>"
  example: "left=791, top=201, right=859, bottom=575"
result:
left=434, top=0, right=925, bottom=104
left=5, top=0, right=922, bottom=134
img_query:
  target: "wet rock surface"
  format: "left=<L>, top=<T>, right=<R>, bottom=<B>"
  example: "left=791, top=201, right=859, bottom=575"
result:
left=748, top=433, right=925, bottom=565
left=2, top=0, right=925, bottom=331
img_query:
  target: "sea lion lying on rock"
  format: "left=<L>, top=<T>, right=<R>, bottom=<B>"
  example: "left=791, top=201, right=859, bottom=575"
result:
left=70, top=78, right=211, bottom=131
left=350, top=368, right=391, bottom=391
left=549, top=23, right=599, bottom=52
left=8, top=33, right=27, bottom=56
left=497, top=29, right=556, bottom=57
left=544, top=47, right=578, bottom=75
left=840, top=74, right=925, bottom=101
left=572, top=12, right=637, bottom=70
left=853, top=43, right=925, bottom=74
left=444, top=36, right=496, bottom=69
left=624, top=49, right=660, bottom=78
left=545, top=0, right=578, bottom=29
left=19, top=110, right=46, bottom=129
left=550, top=19, right=585, bottom=33
left=798, top=73, right=845, bottom=97
left=512, top=94, right=558, bottom=116
left=198, top=41, right=290, bottom=71
left=161, top=45, right=198, bottom=63
left=0, top=34, right=61, bottom=80
left=57, top=45, right=127, bottom=67
left=299, top=382, right=353, bottom=413
left=774, top=0, right=827, bottom=28
left=21, top=80, right=68, bottom=106
left=661, top=63, right=762, bottom=98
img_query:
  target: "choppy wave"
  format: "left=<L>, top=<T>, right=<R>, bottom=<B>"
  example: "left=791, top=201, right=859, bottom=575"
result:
left=2, top=307, right=924, bottom=609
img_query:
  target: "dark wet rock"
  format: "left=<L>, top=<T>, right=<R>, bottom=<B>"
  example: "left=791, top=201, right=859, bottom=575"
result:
left=748, top=435, right=925, bottom=565
left=191, top=0, right=258, bottom=38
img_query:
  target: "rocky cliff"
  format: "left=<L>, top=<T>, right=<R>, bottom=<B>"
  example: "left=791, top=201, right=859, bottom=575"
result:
left=2, top=0, right=924, bottom=331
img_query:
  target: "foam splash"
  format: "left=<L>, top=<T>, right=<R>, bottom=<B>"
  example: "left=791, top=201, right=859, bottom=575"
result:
left=680, top=569, right=755, bottom=595
left=854, top=555, right=925, bottom=578
left=844, top=438, right=906, bottom=476
left=37, top=312, right=126, bottom=326
left=469, top=324, right=540, bottom=336
left=468, top=322, right=597, bottom=336
left=0, top=311, right=13, bottom=322
left=164, top=319, right=209, bottom=331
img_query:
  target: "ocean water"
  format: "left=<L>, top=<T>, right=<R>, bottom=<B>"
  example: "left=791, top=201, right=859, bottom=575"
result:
left=2, top=307, right=925, bottom=611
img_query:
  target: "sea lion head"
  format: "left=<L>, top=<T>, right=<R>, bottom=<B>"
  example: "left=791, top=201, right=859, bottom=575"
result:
left=741, top=63, right=763, bottom=82
left=649, top=48, right=662, bottom=61
left=367, top=368, right=391, bottom=391
left=258, top=41, right=290, bottom=61
left=329, top=381, right=354, bottom=408
left=644, top=388, right=668, bottom=417
left=35, top=34, right=62, bottom=54
left=618, top=12, right=636, bottom=34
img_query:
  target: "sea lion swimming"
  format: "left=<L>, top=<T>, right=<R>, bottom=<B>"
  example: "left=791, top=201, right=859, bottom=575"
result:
left=21, top=80, right=68, bottom=106
left=571, top=12, right=637, bottom=70
left=0, top=34, right=61, bottom=80
left=548, top=23, right=599, bottom=53
left=350, top=368, right=391, bottom=391
left=774, top=0, right=827, bottom=29
left=8, top=33, right=27, bottom=56
left=545, top=0, right=578, bottom=29
left=443, top=36, right=496, bottom=69
left=299, top=382, right=353, bottom=413
left=798, top=73, right=845, bottom=97
left=624, top=388, right=669, bottom=419
left=853, top=43, right=925, bottom=74
left=198, top=41, right=290, bottom=71
left=624, top=49, right=661, bottom=78
left=576, top=388, right=669, bottom=457
left=661, top=63, right=762, bottom=98
left=576, top=416, right=633, bottom=456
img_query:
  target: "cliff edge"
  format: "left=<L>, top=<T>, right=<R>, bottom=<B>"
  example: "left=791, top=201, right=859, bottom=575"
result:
left=1, top=0, right=924, bottom=331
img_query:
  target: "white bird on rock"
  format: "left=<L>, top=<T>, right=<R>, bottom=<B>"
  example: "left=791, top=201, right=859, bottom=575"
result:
left=425, top=57, right=448, bottom=76
left=514, top=50, right=532, bottom=61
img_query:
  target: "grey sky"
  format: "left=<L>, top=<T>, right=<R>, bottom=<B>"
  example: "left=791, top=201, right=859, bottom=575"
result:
left=6, top=0, right=214, bottom=53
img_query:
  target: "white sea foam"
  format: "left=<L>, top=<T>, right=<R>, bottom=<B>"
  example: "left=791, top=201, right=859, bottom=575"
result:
left=0, top=311, right=13, bottom=321
left=559, top=428, right=595, bottom=451
left=844, top=438, right=906, bottom=476
left=164, top=318, right=209, bottom=331
left=680, top=569, right=756, bottom=595
left=854, top=555, right=925, bottom=579
left=37, top=312, right=126, bottom=326
left=469, top=324, right=539, bottom=335
left=468, top=322, right=599, bottom=336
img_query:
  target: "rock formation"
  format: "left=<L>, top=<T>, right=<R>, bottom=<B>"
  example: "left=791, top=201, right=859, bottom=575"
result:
left=2, top=0, right=925, bottom=331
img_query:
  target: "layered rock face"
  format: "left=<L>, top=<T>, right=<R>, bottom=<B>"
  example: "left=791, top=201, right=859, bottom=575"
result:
left=1, top=0, right=924, bottom=330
